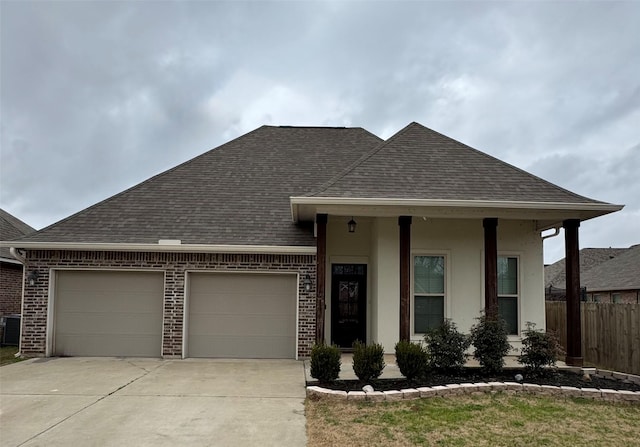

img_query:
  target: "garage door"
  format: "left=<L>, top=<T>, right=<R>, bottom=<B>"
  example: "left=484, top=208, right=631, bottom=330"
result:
left=54, top=270, right=164, bottom=357
left=187, top=273, right=297, bottom=358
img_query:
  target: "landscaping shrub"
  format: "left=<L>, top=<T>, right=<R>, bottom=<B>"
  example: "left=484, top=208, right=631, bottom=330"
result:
left=518, top=322, right=564, bottom=375
left=352, top=340, right=385, bottom=382
left=470, top=309, right=511, bottom=375
left=424, top=319, right=471, bottom=373
left=310, top=343, right=341, bottom=383
left=394, top=340, right=429, bottom=381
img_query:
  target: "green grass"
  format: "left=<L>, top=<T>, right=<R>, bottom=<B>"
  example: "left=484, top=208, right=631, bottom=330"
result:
left=0, top=346, right=24, bottom=366
left=306, top=393, right=640, bottom=447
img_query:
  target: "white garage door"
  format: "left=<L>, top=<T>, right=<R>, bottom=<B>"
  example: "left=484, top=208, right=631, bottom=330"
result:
left=54, top=270, right=164, bottom=357
left=187, top=273, right=297, bottom=359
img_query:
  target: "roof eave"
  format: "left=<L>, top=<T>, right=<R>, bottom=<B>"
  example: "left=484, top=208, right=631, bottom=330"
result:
left=290, top=196, right=624, bottom=228
left=0, top=241, right=316, bottom=255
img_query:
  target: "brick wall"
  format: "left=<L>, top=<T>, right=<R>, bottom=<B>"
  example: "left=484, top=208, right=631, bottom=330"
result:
left=22, top=250, right=316, bottom=358
left=0, top=262, right=23, bottom=316
left=587, top=290, right=639, bottom=304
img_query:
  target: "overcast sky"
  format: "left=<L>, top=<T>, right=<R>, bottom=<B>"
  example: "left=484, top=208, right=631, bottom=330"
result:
left=1, top=1, right=638, bottom=263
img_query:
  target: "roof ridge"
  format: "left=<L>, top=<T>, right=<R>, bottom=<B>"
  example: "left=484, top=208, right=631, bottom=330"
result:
left=306, top=122, right=419, bottom=197
left=0, top=208, right=36, bottom=234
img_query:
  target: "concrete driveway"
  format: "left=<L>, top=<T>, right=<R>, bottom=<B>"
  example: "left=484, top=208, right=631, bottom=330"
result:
left=0, top=357, right=307, bottom=447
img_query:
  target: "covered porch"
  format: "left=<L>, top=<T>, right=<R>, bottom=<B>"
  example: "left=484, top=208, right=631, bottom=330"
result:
left=293, top=198, right=614, bottom=367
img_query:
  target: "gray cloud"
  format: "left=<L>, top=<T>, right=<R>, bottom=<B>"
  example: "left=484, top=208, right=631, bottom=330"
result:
left=1, top=1, right=639, bottom=262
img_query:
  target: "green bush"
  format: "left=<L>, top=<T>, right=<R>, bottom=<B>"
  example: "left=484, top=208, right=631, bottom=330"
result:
left=352, top=340, right=385, bottom=382
left=470, top=310, right=511, bottom=375
left=310, top=343, right=341, bottom=383
left=394, top=340, right=429, bottom=381
left=518, top=322, right=564, bottom=375
left=424, top=319, right=471, bottom=373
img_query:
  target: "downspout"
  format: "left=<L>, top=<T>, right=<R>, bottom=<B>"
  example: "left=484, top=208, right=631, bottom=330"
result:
left=9, top=247, right=26, bottom=359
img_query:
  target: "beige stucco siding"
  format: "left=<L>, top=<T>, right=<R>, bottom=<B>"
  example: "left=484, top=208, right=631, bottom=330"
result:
left=324, top=216, right=545, bottom=353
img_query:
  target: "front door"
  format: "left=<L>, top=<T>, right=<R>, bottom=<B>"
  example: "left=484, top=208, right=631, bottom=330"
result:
left=331, top=264, right=367, bottom=349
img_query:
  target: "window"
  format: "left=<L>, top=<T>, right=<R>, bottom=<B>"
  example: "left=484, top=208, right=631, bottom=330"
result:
left=498, top=256, right=518, bottom=335
left=414, top=255, right=445, bottom=333
left=612, top=293, right=621, bottom=303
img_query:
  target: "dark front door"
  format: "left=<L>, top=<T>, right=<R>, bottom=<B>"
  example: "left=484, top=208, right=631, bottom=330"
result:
left=331, top=264, right=367, bottom=348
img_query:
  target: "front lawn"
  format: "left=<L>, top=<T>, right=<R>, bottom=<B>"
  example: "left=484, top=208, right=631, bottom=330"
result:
left=0, top=346, right=23, bottom=366
left=306, top=394, right=640, bottom=446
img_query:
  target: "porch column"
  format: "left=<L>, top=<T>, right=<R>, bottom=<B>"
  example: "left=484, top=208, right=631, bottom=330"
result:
left=483, top=218, right=498, bottom=315
left=399, top=216, right=412, bottom=341
left=315, top=214, right=328, bottom=344
left=564, top=219, right=583, bottom=366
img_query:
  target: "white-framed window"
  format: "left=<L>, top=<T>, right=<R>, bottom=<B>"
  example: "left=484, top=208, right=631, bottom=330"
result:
left=413, top=255, right=445, bottom=333
left=497, top=256, right=519, bottom=335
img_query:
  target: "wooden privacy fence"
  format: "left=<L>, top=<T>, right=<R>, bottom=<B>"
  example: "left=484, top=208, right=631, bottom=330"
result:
left=546, top=302, right=640, bottom=375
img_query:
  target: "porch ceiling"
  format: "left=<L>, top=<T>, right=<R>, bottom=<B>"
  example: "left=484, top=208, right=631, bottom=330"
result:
left=290, top=197, right=623, bottom=231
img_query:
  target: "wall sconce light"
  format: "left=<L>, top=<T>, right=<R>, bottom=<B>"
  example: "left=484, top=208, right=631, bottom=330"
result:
left=303, top=274, right=312, bottom=292
left=348, top=217, right=357, bottom=233
left=27, top=270, right=40, bottom=286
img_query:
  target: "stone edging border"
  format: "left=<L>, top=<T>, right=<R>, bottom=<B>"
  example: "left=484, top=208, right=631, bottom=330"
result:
left=306, top=368, right=640, bottom=404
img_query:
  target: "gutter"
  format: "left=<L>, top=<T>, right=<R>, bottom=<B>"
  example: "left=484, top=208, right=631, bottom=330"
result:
left=9, top=247, right=27, bottom=264
left=1, top=241, right=316, bottom=255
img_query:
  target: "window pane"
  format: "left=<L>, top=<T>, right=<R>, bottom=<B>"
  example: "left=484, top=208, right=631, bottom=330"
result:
left=414, top=296, right=444, bottom=333
left=498, top=257, right=518, bottom=295
left=498, top=296, right=518, bottom=335
left=414, top=256, right=444, bottom=294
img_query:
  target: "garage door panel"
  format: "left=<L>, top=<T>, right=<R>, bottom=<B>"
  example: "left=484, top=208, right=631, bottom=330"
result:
left=189, top=335, right=293, bottom=359
left=57, top=312, right=162, bottom=334
left=188, top=273, right=297, bottom=358
left=189, top=295, right=291, bottom=315
left=55, top=334, right=160, bottom=358
left=189, top=315, right=295, bottom=336
left=54, top=271, right=163, bottom=357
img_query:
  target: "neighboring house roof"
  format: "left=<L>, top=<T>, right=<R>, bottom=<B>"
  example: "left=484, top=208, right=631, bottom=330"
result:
left=5, top=123, right=623, bottom=250
left=545, top=246, right=637, bottom=290
left=581, top=245, right=640, bottom=292
left=0, top=209, right=35, bottom=262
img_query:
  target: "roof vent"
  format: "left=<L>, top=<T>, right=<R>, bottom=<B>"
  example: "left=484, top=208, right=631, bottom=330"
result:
left=158, top=239, right=181, bottom=245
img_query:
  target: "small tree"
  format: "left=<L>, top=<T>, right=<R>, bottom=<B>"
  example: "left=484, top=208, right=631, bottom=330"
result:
left=352, top=340, right=385, bottom=382
left=424, top=319, right=470, bottom=373
left=310, top=343, right=341, bottom=383
left=470, top=309, right=511, bottom=375
left=518, top=322, right=564, bottom=375
left=394, top=340, right=429, bottom=381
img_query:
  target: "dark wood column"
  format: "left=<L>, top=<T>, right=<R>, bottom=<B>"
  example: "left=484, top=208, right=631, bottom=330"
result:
left=564, top=219, right=583, bottom=366
left=399, top=216, right=412, bottom=341
left=483, top=218, right=498, bottom=315
left=315, top=214, right=328, bottom=344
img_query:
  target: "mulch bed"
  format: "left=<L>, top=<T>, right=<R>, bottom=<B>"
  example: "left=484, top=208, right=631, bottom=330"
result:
left=308, top=368, right=640, bottom=392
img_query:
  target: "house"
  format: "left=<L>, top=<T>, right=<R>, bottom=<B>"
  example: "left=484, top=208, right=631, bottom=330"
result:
left=545, top=245, right=639, bottom=303
left=1, top=123, right=623, bottom=365
left=1, top=209, right=35, bottom=315
left=0, top=209, right=35, bottom=343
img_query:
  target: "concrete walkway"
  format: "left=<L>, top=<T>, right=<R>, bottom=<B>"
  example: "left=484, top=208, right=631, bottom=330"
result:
left=0, top=357, right=307, bottom=447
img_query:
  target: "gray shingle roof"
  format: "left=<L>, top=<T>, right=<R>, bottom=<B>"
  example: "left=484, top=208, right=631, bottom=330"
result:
left=581, top=245, right=640, bottom=291
left=310, top=122, right=606, bottom=203
left=16, top=126, right=382, bottom=246
left=0, top=209, right=35, bottom=260
left=10, top=122, right=618, bottom=248
left=545, top=247, right=631, bottom=289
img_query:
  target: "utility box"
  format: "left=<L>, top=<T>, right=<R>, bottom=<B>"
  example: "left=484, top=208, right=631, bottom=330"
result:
left=1, top=315, right=21, bottom=346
